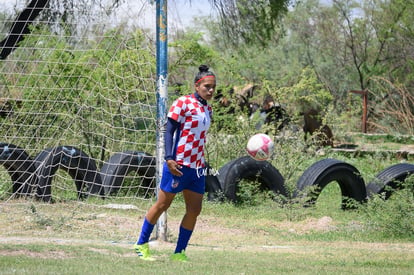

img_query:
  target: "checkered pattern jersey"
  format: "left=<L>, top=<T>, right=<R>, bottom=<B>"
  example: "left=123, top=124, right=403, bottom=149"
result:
left=168, top=94, right=212, bottom=169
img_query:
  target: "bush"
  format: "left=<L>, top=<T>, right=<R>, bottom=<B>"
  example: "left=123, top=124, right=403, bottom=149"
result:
left=360, top=176, right=414, bottom=239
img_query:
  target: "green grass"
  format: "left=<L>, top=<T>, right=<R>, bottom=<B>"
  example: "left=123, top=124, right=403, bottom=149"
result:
left=0, top=240, right=413, bottom=275
left=352, top=133, right=414, bottom=145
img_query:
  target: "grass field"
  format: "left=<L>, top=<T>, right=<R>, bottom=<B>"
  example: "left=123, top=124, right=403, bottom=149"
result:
left=0, top=185, right=413, bottom=275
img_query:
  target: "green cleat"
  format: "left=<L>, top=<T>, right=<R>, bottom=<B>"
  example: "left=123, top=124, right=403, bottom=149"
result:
left=134, top=243, right=155, bottom=261
left=170, top=250, right=188, bottom=262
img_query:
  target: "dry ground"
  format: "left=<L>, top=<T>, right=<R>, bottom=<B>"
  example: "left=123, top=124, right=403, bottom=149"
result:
left=0, top=201, right=413, bottom=260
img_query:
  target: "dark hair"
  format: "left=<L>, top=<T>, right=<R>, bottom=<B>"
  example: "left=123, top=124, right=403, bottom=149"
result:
left=194, top=64, right=215, bottom=84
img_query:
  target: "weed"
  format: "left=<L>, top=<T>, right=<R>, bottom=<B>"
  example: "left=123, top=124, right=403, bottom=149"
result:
left=235, top=179, right=278, bottom=206
left=28, top=204, right=54, bottom=227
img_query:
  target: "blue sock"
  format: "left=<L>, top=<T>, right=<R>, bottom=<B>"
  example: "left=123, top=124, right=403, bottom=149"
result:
left=137, top=218, right=155, bottom=245
left=174, top=226, right=193, bottom=253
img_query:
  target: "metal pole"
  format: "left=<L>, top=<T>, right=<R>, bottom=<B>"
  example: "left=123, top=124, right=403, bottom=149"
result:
left=155, top=0, right=168, bottom=241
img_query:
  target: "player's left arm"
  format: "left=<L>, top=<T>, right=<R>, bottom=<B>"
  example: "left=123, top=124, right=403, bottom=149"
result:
left=165, top=118, right=183, bottom=176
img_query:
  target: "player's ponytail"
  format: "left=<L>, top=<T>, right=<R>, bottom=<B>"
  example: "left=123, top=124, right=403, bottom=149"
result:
left=194, top=64, right=215, bottom=84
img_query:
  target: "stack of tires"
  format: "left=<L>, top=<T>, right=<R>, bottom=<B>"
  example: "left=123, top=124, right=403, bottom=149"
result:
left=0, top=143, right=156, bottom=202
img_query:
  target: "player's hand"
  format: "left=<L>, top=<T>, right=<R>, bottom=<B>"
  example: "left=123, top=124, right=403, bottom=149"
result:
left=167, top=160, right=183, bottom=176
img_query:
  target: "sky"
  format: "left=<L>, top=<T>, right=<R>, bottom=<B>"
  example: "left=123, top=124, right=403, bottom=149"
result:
left=109, top=0, right=216, bottom=31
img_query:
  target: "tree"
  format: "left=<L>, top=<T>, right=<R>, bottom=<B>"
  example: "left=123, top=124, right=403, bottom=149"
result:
left=283, top=0, right=414, bottom=97
left=0, top=0, right=125, bottom=60
left=168, top=31, right=217, bottom=88
left=0, top=0, right=49, bottom=59
left=0, top=0, right=290, bottom=60
left=285, top=0, right=414, bottom=133
left=209, top=0, right=290, bottom=46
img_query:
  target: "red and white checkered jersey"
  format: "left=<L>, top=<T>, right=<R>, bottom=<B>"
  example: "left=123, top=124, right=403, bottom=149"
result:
left=168, top=94, right=212, bottom=168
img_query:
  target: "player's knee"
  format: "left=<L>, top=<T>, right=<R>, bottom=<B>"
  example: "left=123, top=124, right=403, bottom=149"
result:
left=154, top=201, right=172, bottom=212
left=186, top=205, right=202, bottom=217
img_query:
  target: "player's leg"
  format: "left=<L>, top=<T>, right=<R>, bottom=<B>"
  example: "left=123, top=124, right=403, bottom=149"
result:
left=171, top=189, right=203, bottom=262
left=137, top=189, right=175, bottom=244
left=181, top=189, right=203, bottom=230
left=135, top=189, right=175, bottom=260
left=136, top=162, right=177, bottom=246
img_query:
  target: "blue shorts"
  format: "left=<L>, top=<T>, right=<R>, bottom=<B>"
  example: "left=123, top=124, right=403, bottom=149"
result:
left=160, top=162, right=205, bottom=194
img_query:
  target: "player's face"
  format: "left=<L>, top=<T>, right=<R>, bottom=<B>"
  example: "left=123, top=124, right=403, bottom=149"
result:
left=195, top=77, right=216, bottom=101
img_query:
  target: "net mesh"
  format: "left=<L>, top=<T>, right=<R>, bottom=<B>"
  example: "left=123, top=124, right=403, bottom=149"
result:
left=0, top=0, right=163, bottom=205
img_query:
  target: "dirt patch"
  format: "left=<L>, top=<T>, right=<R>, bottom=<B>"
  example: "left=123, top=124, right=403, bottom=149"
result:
left=400, top=144, right=414, bottom=153
left=279, top=216, right=337, bottom=234
left=0, top=249, right=71, bottom=259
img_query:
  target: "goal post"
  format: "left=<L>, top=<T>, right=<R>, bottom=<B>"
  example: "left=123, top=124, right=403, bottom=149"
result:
left=155, top=0, right=168, bottom=241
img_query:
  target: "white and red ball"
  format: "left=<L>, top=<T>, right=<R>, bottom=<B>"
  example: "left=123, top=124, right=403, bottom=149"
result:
left=246, top=133, right=274, bottom=161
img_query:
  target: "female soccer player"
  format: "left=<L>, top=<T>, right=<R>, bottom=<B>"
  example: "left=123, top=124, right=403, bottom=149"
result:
left=134, top=65, right=216, bottom=262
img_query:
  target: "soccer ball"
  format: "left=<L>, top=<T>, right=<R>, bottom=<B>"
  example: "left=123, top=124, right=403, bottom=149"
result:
left=246, top=133, right=274, bottom=161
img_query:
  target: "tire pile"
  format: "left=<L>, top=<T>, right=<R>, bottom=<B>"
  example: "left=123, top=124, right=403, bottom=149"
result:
left=0, top=143, right=155, bottom=202
left=1, top=142, right=413, bottom=207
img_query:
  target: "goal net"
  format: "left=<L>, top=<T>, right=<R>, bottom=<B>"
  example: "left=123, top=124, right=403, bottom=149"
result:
left=0, top=0, right=164, bottom=206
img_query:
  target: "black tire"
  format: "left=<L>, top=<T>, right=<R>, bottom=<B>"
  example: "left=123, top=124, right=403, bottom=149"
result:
left=0, top=143, right=35, bottom=196
left=204, top=163, right=222, bottom=201
left=100, top=151, right=156, bottom=197
left=222, top=156, right=287, bottom=203
left=216, top=158, right=239, bottom=190
left=366, top=163, right=414, bottom=199
left=295, top=158, right=366, bottom=209
left=34, top=146, right=102, bottom=202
